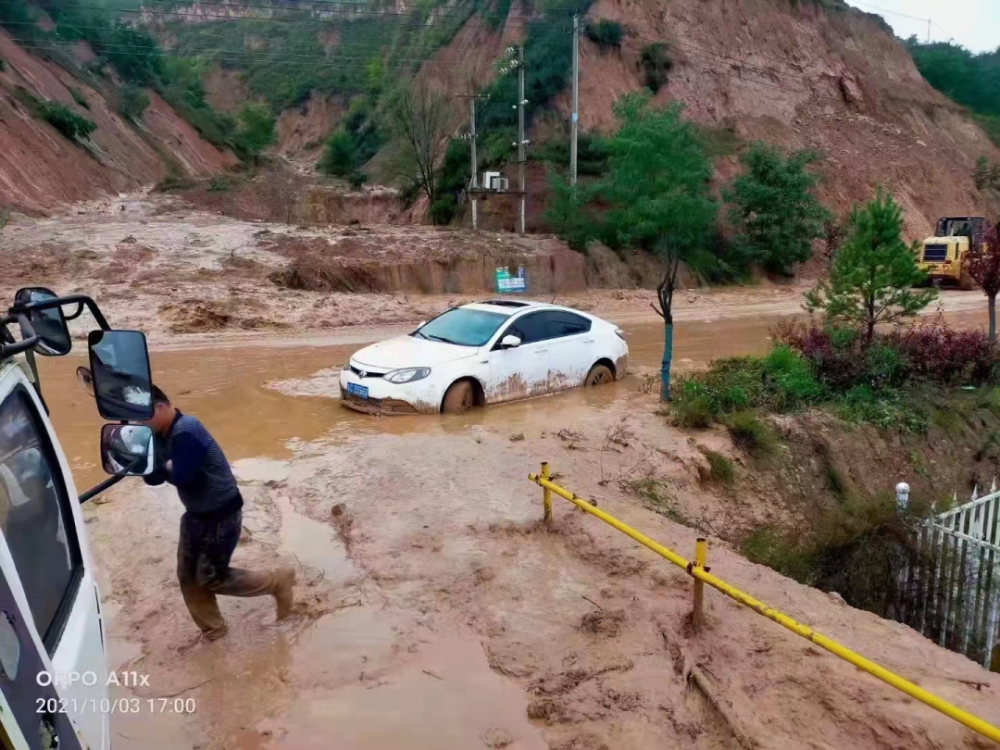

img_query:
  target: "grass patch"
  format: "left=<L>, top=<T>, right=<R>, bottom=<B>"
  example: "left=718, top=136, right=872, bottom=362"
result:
left=70, top=88, right=90, bottom=110
left=624, top=477, right=695, bottom=526
left=726, top=411, right=778, bottom=459
left=702, top=449, right=735, bottom=487
left=208, top=174, right=231, bottom=192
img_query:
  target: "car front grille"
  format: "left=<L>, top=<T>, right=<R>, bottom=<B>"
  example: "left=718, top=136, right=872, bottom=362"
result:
left=350, top=365, right=384, bottom=379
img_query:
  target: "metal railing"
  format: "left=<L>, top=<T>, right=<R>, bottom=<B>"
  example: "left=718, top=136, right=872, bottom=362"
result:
left=529, top=463, right=1000, bottom=746
left=902, top=484, right=1000, bottom=668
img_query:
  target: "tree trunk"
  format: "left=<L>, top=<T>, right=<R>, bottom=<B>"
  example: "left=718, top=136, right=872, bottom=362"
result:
left=866, top=317, right=876, bottom=343
left=990, top=292, right=997, bottom=342
left=660, top=318, right=673, bottom=402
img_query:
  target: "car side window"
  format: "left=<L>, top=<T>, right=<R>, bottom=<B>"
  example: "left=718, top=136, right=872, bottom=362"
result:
left=502, top=313, right=548, bottom=345
left=0, top=389, right=82, bottom=654
left=542, top=312, right=592, bottom=339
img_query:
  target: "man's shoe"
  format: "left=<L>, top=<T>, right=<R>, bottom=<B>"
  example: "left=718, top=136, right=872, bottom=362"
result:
left=274, top=567, right=296, bottom=620
left=203, top=623, right=228, bottom=641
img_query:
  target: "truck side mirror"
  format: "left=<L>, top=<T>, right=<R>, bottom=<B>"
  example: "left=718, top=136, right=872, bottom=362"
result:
left=87, top=330, right=154, bottom=421
left=101, top=425, right=156, bottom=476
left=14, top=287, right=71, bottom=356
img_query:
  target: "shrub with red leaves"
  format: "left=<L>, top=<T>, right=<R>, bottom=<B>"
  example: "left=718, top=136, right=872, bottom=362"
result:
left=887, top=320, right=1000, bottom=385
left=774, top=317, right=1000, bottom=389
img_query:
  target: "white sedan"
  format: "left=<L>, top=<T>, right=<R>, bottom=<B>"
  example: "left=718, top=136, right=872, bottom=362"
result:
left=340, top=300, right=629, bottom=415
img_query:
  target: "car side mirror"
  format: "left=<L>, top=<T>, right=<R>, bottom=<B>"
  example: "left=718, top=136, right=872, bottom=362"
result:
left=88, top=330, right=154, bottom=421
left=417, top=321, right=427, bottom=328
left=14, top=287, right=71, bottom=356
left=500, top=335, right=522, bottom=349
left=101, top=424, right=156, bottom=476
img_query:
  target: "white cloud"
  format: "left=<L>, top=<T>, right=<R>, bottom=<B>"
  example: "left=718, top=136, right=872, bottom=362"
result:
left=844, top=0, right=999, bottom=53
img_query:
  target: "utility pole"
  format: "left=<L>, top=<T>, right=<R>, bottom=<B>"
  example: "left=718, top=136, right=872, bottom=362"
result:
left=927, top=17, right=931, bottom=43
left=570, top=13, right=579, bottom=187
left=517, top=45, right=526, bottom=235
left=458, top=93, right=489, bottom=230
left=469, top=97, right=479, bottom=230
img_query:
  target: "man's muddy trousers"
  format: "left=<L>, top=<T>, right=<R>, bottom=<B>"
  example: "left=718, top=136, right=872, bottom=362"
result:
left=177, top=507, right=280, bottom=639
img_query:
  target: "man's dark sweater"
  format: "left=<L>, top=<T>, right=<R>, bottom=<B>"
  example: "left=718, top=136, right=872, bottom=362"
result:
left=144, top=411, right=243, bottom=517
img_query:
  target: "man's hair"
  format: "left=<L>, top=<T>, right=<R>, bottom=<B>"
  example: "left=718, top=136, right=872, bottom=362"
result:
left=151, top=385, right=171, bottom=407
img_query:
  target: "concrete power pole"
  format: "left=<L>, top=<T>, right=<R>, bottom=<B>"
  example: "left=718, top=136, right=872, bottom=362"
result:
left=570, top=13, right=579, bottom=187
left=517, top=45, right=526, bottom=235
left=469, top=97, right=479, bottom=230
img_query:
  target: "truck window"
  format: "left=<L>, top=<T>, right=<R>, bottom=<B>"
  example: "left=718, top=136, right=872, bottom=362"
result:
left=0, top=388, right=82, bottom=654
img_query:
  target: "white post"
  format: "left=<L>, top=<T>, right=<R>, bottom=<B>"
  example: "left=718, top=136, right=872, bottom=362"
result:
left=469, top=98, right=478, bottom=231
left=570, top=13, right=579, bottom=187
left=517, top=46, right=526, bottom=236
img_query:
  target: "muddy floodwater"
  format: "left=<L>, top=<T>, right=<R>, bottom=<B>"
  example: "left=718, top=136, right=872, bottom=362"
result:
left=42, top=309, right=988, bottom=492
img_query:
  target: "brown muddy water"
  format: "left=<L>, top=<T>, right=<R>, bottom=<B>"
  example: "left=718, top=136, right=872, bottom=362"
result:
left=41, top=309, right=989, bottom=492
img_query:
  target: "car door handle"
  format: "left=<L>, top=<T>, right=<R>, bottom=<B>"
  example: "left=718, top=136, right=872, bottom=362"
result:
left=534, top=348, right=548, bottom=354
left=583, top=338, right=595, bottom=344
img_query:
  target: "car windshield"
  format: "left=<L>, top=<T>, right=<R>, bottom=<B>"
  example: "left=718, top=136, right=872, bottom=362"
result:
left=414, top=308, right=509, bottom=347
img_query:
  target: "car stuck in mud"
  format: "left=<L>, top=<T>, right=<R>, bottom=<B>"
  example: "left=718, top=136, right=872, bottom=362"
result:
left=340, top=301, right=628, bottom=415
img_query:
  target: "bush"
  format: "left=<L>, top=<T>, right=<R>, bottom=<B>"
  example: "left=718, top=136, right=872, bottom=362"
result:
left=347, top=171, right=368, bottom=190
left=117, top=84, right=150, bottom=122
left=0, top=210, right=9, bottom=234
left=640, top=43, right=672, bottom=93
left=208, top=174, right=230, bottom=192
left=671, top=390, right=714, bottom=429
left=586, top=20, right=623, bottom=51
left=429, top=195, right=457, bottom=225
left=70, top=88, right=89, bottom=110
left=702, top=450, right=735, bottom=486
left=38, top=102, right=96, bottom=141
left=726, top=411, right=777, bottom=458
left=724, top=142, right=831, bottom=276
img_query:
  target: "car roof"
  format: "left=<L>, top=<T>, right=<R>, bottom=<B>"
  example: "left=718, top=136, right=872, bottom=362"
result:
left=461, top=300, right=599, bottom=319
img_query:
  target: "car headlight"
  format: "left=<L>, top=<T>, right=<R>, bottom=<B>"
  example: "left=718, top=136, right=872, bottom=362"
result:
left=385, top=368, right=431, bottom=384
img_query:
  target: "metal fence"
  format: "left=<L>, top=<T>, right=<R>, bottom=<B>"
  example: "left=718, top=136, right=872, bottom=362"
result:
left=901, top=483, right=1000, bottom=670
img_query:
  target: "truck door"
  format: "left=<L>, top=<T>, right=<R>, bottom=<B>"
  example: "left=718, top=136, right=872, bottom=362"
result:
left=0, top=570, right=84, bottom=750
left=0, top=375, right=107, bottom=750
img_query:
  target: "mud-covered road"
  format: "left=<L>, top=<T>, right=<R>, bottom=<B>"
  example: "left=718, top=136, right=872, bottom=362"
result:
left=12, top=194, right=1000, bottom=749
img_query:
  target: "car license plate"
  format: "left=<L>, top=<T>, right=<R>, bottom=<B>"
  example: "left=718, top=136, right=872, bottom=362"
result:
left=347, top=382, right=369, bottom=399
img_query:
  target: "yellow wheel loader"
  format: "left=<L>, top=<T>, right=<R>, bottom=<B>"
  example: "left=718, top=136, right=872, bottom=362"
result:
left=916, top=216, right=987, bottom=290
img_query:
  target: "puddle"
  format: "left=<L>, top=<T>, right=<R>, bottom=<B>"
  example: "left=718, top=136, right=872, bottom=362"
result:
left=273, top=493, right=356, bottom=586
left=272, top=620, right=548, bottom=750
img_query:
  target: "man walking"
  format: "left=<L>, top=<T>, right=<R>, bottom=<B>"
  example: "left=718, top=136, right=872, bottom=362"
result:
left=144, top=385, right=295, bottom=641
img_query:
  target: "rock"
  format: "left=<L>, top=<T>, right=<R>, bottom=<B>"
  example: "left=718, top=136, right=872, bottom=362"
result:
left=839, top=74, right=864, bottom=105
left=481, top=727, right=514, bottom=748
left=121, top=235, right=137, bottom=244
left=828, top=591, right=845, bottom=605
left=331, top=503, right=346, bottom=517
left=509, top=432, right=525, bottom=442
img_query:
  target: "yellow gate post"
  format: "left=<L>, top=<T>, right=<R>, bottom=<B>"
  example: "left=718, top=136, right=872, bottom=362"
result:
left=692, top=537, right=707, bottom=631
left=541, top=462, right=552, bottom=522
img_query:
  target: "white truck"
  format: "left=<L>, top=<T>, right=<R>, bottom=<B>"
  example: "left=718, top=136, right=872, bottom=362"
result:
left=0, top=287, right=158, bottom=750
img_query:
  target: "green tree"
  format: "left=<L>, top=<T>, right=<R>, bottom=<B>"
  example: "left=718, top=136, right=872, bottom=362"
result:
left=117, top=84, right=150, bottom=122
left=724, top=141, right=831, bottom=276
left=317, top=130, right=355, bottom=176
left=544, top=174, right=598, bottom=252
left=383, top=81, right=459, bottom=216
left=236, top=102, right=277, bottom=162
left=600, top=93, right=718, bottom=400
left=805, top=189, right=937, bottom=342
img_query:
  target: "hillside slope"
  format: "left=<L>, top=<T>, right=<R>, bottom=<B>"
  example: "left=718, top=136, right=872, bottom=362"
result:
left=547, top=0, right=1000, bottom=236
left=0, top=28, right=235, bottom=214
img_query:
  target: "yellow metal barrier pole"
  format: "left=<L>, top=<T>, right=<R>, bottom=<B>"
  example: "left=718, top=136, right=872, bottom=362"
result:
left=541, top=462, right=552, bottom=522
left=528, top=472, right=1000, bottom=745
left=693, top=538, right=707, bottom=632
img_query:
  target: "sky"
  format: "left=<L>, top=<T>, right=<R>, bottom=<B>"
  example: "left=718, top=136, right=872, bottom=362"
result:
left=844, top=0, right=999, bottom=53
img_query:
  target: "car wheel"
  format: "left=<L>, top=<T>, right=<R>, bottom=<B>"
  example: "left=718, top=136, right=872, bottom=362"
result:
left=442, top=380, right=476, bottom=414
left=585, top=364, right=614, bottom=387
